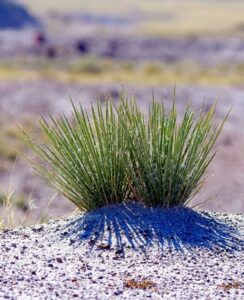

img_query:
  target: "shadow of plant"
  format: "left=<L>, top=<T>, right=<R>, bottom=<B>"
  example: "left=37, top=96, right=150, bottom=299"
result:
left=61, top=203, right=243, bottom=252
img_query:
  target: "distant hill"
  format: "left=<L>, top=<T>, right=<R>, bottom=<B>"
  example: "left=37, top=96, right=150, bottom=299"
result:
left=0, top=0, right=39, bottom=29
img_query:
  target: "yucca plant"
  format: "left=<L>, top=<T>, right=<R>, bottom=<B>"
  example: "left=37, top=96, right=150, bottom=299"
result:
left=20, top=94, right=227, bottom=211
left=119, top=97, right=228, bottom=208
left=20, top=100, right=131, bottom=211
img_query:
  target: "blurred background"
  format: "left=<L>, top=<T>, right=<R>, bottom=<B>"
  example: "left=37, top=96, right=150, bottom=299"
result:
left=0, top=0, right=244, bottom=227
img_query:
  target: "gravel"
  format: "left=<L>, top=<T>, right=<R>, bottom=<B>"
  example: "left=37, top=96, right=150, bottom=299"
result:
left=0, top=202, right=243, bottom=299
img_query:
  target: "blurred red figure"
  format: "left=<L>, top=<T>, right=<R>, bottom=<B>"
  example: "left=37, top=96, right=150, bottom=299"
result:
left=34, top=31, right=46, bottom=47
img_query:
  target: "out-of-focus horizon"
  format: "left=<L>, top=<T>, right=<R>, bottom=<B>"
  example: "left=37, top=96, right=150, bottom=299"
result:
left=0, top=0, right=244, bottom=226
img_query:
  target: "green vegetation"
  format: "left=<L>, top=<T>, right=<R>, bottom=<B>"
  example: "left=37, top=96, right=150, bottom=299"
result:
left=1, top=58, right=244, bottom=86
left=20, top=100, right=130, bottom=211
left=0, top=124, right=19, bottom=161
left=0, top=188, right=27, bottom=229
left=20, top=94, right=227, bottom=211
left=120, top=98, right=228, bottom=207
left=0, top=191, right=28, bottom=212
left=0, top=169, right=59, bottom=229
left=0, top=116, right=39, bottom=162
left=70, top=56, right=106, bottom=74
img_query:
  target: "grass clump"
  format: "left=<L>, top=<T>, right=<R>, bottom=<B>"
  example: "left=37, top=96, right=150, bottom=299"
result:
left=20, top=94, right=227, bottom=211
left=20, top=100, right=130, bottom=211
left=120, top=98, right=228, bottom=207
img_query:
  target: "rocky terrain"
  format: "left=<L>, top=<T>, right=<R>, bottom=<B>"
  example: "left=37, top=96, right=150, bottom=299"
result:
left=0, top=203, right=243, bottom=299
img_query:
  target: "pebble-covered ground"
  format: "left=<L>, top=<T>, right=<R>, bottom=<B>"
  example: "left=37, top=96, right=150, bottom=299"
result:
left=0, top=203, right=243, bottom=299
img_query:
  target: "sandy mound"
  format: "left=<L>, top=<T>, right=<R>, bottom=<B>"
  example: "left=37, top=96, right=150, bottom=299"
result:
left=0, top=203, right=243, bottom=299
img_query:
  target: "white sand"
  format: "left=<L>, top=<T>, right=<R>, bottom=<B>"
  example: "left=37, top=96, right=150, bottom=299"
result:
left=0, top=203, right=243, bottom=299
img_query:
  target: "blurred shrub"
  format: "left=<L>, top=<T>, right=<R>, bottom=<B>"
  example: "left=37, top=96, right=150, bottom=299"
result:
left=142, top=62, right=162, bottom=75
left=70, top=56, right=109, bottom=74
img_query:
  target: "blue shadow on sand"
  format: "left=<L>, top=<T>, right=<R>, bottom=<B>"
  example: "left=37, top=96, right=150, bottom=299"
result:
left=60, top=203, right=243, bottom=253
